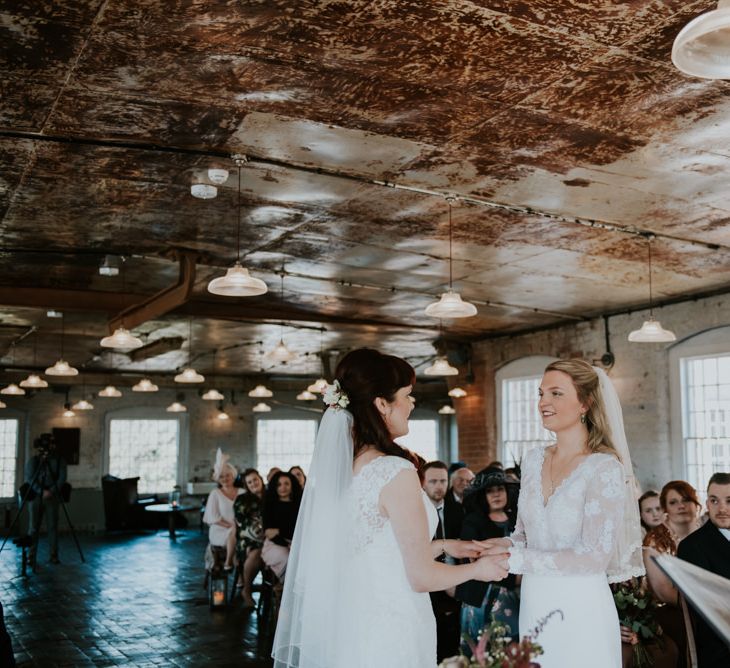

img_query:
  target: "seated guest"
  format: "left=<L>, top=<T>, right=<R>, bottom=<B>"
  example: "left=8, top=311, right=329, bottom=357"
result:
left=643, top=480, right=702, bottom=668
left=266, top=467, right=281, bottom=484
left=456, top=468, right=519, bottom=651
left=639, top=490, right=664, bottom=537
left=203, top=449, right=244, bottom=570
left=234, top=468, right=266, bottom=608
left=261, top=471, right=302, bottom=580
left=677, top=472, right=730, bottom=668
left=289, top=465, right=306, bottom=489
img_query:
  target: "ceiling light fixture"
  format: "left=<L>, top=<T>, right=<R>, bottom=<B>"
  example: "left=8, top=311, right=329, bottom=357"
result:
left=306, top=378, right=328, bottom=394
left=207, top=168, right=229, bottom=185
left=216, top=406, right=230, bottom=420
left=132, top=378, right=158, bottom=392
left=425, top=197, right=477, bottom=319
left=98, top=385, right=122, bottom=397
left=20, top=374, right=48, bottom=389
left=0, top=400, right=6, bottom=409
left=438, top=405, right=456, bottom=414
left=191, top=183, right=217, bottom=199
left=266, top=273, right=296, bottom=364
left=672, top=1, right=730, bottom=79
left=100, top=326, right=143, bottom=350
left=175, top=319, right=205, bottom=383
left=166, top=401, right=187, bottom=413
left=62, top=403, right=76, bottom=418
left=46, top=309, right=62, bottom=318
left=252, top=402, right=272, bottom=413
left=46, top=313, right=78, bottom=376
left=202, top=388, right=225, bottom=401
left=628, top=236, right=676, bottom=343
left=1, top=383, right=25, bottom=396
left=72, top=398, right=94, bottom=411
left=98, top=255, right=120, bottom=276
left=297, top=390, right=317, bottom=401
left=208, top=156, right=268, bottom=297
left=448, top=387, right=467, bottom=398
left=248, top=384, right=273, bottom=398
left=424, top=357, right=459, bottom=376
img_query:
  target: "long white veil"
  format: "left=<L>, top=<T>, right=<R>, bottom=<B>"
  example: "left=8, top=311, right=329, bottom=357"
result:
left=272, top=407, right=353, bottom=668
left=593, top=367, right=646, bottom=583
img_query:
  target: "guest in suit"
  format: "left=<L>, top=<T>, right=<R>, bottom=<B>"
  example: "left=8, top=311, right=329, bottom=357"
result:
left=456, top=468, right=520, bottom=652
left=422, top=460, right=461, bottom=662
left=677, top=472, right=730, bottom=668
left=444, top=465, right=474, bottom=541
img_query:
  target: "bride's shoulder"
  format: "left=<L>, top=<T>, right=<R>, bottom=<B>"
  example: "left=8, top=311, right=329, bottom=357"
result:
left=377, top=455, right=415, bottom=472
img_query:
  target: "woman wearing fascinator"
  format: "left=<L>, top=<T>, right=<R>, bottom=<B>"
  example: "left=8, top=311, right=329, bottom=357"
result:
left=273, top=348, right=510, bottom=668
left=479, top=359, right=645, bottom=667
left=203, top=448, right=244, bottom=571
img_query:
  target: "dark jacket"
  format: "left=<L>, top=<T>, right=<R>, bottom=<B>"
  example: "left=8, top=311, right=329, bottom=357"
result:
left=25, top=454, right=67, bottom=497
left=676, top=520, right=730, bottom=668
left=443, top=488, right=465, bottom=540
left=455, top=510, right=517, bottom=607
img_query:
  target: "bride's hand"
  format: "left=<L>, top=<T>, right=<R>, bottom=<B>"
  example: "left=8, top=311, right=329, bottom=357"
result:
left=443, top=540, right=483, bottom=560
left=474, top=553, right=509, bottom=582
left=472, top=537, right=512, bottom=556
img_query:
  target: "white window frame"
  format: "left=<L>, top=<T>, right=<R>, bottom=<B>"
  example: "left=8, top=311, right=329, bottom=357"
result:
left=0, top=408, right=25, bottom=501
left=496, top=355, right=557, bottom=466
left=397, top=408, right=443, bottom=462
left=254, top=408, right=321, bottom=475
left=103, top=407, right=188, bottom=494
left=669, top=325, right=730, bottom=489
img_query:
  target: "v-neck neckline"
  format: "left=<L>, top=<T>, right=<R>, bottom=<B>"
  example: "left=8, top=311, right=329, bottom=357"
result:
left=539, top=446, right=593, bottom=508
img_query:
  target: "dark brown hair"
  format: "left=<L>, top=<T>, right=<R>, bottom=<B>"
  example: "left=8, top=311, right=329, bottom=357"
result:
left=335, top=348, right=419, bottom=466
left=638, top=490, right=660, bottom=530
left=708, top=472, right=730, bottom=490
left=659, top=480, right=700, bottom=511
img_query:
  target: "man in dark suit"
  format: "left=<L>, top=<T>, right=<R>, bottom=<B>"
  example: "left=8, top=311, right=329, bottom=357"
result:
left=676, top=472, right=730, bottom=668
left=422, top=460, right=461, bottom=662
left=444, top=465, right=474, bottom=541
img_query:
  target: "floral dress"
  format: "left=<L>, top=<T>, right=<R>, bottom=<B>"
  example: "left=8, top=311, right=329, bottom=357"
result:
left=234, top=492, right=263, bottom=562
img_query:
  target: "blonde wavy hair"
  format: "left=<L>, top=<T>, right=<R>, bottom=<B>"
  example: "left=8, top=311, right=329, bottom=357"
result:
left=544, top=359, right=620, bottom=460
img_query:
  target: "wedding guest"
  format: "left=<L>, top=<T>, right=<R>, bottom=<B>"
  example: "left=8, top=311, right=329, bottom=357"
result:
left=261, top=471, right=302, bottom=580
left=422, top=460, right=461, bottom=661
left=266, top=467, right=281, bottom=484
left=643, top=480, right=702, bottom=668
left=677, top=472, right=730, bottom=668
left=289, top=465, right=307, bottom=489
left=638, top=490, right=664, bottom=536
left=449, top=466, right=475, bottom=505
left=203, top=450, right=244, bottom=570
left=234, top=468, right=265, bottom=608
left=456, top=468, right=519, bottom=653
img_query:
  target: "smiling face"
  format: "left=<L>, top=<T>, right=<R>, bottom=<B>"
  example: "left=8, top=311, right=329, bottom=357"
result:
left=664, top=489, right=697, bottom=526
left=290, top=466, right=306, bottom=487
left=706, top=482, right=730, bottom=530
left=245, top=472, right=264, bottom=496
left=538, top=370, right=587, bottom=433
left=640, top=495, right=664, bottom=529
left=377, top=384, right=414, bottom=439
left=218, top=468, right=235, bottom=488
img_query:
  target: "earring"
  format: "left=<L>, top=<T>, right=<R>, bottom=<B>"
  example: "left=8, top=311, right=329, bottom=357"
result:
left=580, top=413, right=587, bottom=424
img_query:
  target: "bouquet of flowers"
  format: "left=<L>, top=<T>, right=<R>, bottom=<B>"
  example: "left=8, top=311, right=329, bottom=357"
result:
left=439, top=611, right=562, bottom=668
left=612, top=579, right=664, bottom=668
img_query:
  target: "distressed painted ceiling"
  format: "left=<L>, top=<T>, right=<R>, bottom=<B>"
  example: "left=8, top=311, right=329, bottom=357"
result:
left=0, top=0, right=729, bottom=384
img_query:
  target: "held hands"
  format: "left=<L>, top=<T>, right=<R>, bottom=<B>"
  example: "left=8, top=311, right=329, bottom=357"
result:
left=443, top=539, right=483, bottom=560
left=474, top=552, right=509, bottom=582
left=472, top=536, right=512, bottom=557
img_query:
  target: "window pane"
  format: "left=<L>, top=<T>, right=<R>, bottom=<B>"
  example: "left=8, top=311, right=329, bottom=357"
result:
left=396, top=419, right=439, bottom=462
left=681, top=354, right=730, bottom=493
left=0, top=419, right=18, bottom=497
left=109, top=419, right=179, bottom=494
left=501, top=376, right=553, bottom=467
left=256, top=419, right=318, bottom=477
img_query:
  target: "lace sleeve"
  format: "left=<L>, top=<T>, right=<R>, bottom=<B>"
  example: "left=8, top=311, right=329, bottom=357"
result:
left=509, top=507, right=527, bottom=548
left=508, top=457, right=624, bottom=576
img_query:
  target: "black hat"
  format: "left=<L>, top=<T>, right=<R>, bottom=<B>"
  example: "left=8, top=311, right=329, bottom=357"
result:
left=464, top=466, right=519, bottom=497
left=448, top=461, right=468, bottom=476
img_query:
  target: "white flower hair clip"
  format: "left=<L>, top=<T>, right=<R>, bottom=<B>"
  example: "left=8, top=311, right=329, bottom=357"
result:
left=323, top=379, right=350, bottom=410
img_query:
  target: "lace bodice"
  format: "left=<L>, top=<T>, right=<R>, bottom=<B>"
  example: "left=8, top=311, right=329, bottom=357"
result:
left=508, top=445, right=625, bottom=576
left=349, top=455, right=438, bottom=554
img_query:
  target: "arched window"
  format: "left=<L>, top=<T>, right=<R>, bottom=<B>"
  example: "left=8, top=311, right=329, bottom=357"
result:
left=496, top=355, right=557, bottom=467
left=669, top=326, right=730, bottom=495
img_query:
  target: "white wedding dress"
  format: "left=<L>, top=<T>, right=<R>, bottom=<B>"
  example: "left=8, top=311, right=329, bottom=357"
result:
left=509, top=445, right=624, bottom=668
left=338, top=455, right=439, bottom=668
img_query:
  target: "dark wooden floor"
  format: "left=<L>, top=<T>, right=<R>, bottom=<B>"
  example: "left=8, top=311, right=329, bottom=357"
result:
left=0, top=528, right=275, bottom=667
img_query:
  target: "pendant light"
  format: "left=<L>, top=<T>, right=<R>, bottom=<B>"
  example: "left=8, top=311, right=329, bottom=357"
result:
left=307, top=378, right=328, bottom=393
left=166, top=401, right=187, bottom=413
left=439, top=405, right=456, bottom=415
left=72, top=398, right=94, bottom=411
left=132, top=377, right=158, bottom=392
left=0, top=400, right=6, bottom=409
left=20, top=331, right=48, bottom=389
left=448, top=387, right=467, bottom=398
left=175, top=319, right=205, bottom=383
left=216, top=405, right=230, bottom=420
left=672, top=1, right=730, bottom=79
left=62, top=403, right=76, bottom=418
left=46, top=313, right=78, bottom=376
left=252, top=402, right=272, bottom=413
left=628, top=236, right=676, bottom=343
left=202, top=388, right=224, bottom=401
left=208, top=156, right=268, bottom=297
left=424, top=357, right=459, bottom=376
left=100, top=326, right=143, bottom=350
left=425, top=197, right=477, bottom=318
left=297, top=390, right=317, bottom=401
left=98, top=385, right=122, bottom=397
left=248, top=384, right=273, bottom=398
left=267, top=273, right=296, bottom=364
left=0, top=383, right=24, bottom=396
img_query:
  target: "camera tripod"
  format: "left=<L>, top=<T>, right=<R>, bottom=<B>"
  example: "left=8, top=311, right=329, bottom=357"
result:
left=0, top=451, right=85, bottom=570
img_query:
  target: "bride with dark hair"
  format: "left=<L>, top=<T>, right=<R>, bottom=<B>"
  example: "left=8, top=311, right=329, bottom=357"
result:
left=273, top=348, right=509, bottom=668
